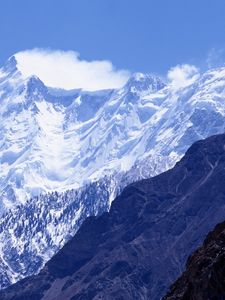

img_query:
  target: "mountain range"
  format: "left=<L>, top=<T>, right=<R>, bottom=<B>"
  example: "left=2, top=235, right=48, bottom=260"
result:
left=2, top=133, right=225, bottom=299
left=1, top=55, right=225, bottom=290
left=2, top=56, right=225, bottom=209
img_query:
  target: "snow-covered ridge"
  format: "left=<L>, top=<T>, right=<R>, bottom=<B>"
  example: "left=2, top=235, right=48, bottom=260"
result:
left=1, top=56, right=225, bottom=211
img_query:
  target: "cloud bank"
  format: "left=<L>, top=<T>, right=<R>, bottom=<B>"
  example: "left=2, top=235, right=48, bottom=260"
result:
left=167, top=64, right=200, bottom=89
left=15, top=49, right=130, bottom=91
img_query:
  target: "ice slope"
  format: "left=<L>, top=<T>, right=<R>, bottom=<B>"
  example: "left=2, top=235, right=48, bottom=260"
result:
left=0, top=58, right=111, bottom=208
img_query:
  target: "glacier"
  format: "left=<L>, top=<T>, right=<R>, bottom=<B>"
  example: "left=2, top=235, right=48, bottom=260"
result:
left=1, top=55, right=225, bottom=288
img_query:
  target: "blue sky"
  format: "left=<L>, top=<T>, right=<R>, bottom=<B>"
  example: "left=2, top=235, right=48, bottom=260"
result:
left=1, top=0, right=225, bottom=75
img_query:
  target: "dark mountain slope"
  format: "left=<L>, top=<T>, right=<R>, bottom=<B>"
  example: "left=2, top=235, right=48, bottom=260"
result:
left=163, top=220, right=225, bottom=300
left=2, top=133, right=225, bottom=300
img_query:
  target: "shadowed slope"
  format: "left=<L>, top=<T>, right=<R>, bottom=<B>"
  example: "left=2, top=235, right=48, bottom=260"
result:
left=163, top=220, right=225, bottom=300
left=2, top=133, right=225, bottom=299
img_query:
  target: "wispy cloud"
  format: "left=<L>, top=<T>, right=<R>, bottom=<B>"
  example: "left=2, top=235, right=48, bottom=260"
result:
left=167, top=64, right=200, bottom=89
left=206, top=48, right=225, bottom=69
left=15, top=49, right=130, bottom=91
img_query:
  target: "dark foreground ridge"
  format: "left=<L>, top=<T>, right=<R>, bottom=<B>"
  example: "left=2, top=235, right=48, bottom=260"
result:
left=2, top=133, right=225, bottom=300
left=163, top=220, right=225, bottom=300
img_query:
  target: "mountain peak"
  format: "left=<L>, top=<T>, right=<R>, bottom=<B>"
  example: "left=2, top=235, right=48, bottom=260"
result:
left=2, top=56, right=18, bottom=74
left=125, top=72, right=165, bottom=93
left=25, top=75, right=48, bottom=96
left=26, top=75, right=45, bottom=88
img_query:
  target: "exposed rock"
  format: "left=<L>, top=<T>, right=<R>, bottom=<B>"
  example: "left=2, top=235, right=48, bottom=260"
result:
left=164, top=221, right=225, bottom=299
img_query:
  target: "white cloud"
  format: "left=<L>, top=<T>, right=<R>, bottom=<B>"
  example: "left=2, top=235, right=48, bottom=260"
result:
left=167, top=64, right=200, bottom=89
left=15, top=49, right=130, bottom=91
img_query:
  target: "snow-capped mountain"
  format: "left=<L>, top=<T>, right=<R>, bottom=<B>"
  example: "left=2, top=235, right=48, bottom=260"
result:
left=0, top=56, right=167, bottom=209
left=2, top=56, right=225, bottom=210
left=1, top=55, right=225, bottom=288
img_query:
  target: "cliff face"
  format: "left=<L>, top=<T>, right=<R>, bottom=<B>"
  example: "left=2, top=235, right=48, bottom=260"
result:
left=2, top=133, right=225, bottom=300
left=164, top=220, right=225, bottom=300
